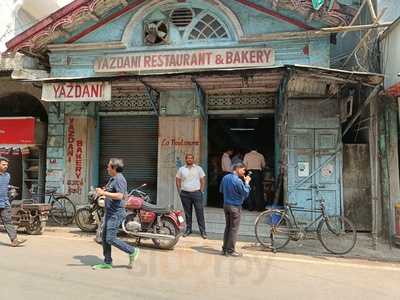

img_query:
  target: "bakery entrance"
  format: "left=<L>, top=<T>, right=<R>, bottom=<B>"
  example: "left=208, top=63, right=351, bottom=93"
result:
left=207, top=114, right=275, bottom=209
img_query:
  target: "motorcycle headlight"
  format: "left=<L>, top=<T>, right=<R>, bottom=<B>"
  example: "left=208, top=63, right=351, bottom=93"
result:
left=97, top=196, right=105, bottom=207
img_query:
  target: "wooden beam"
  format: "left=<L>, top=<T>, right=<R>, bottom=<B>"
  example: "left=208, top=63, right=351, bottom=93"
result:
left=241, top=22, right=392, bottom=42
left=233, top=0, right=314, bottom=30
left=208, top=87, right=278, bottom=94
left=342, top=8, right=386, bottom=67
left=341, top=0, right=368, bottom=38
left=366, top=0, right=377, bottom=22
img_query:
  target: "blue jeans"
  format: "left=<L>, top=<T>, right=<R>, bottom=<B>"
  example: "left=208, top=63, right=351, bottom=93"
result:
left=102, top=211, right=135, bottom=265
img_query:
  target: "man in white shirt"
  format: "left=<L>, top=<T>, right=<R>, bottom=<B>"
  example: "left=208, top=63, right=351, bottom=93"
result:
left=221, top=149, right=233, bottom=175
left=243, top=149, right=266, bottom=211
left=176, top=154, right=207, bottom=239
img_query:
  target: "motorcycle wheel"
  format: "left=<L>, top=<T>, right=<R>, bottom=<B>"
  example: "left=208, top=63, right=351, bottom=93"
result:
left=75, top=207, right=97, bottom=232
left=26, top=219, right=46, bottom=235
left=152, top=218, right=179, bottom=250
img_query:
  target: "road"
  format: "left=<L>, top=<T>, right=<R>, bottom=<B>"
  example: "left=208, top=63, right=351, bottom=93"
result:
left=1, top=229, right=399, bottom=300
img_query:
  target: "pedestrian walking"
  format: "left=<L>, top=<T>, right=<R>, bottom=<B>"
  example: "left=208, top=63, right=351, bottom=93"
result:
left=176, top=153, right=207, bottom=239
left=219, top=163, right=251, bottom=257
left=92, top=158, right=139, bottom=270
left=0, top=157, right=27, bottom=247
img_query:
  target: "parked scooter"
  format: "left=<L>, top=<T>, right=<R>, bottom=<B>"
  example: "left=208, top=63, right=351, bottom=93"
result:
left=0, top=186, right=51, bottom=235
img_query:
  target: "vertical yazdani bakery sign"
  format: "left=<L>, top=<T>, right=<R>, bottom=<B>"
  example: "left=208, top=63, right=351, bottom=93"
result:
left=94, top=47, right=275, bottom=73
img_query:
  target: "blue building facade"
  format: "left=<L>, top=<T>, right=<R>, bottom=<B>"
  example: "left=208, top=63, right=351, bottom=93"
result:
left=7, top=0, right=385, bottom=234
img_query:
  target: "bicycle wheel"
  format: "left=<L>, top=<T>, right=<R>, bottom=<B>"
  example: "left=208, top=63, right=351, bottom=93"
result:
left=317, top=215, right=357, bottom=255
left=255, top=210, right=291, bottom=250
left=50, top=196, right=76, bottom=225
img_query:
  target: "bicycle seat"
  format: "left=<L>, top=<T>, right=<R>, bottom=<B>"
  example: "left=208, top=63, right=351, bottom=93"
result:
left=46, top=188, right=57, bottom=194
left=142, top=202, right=171, bottom=214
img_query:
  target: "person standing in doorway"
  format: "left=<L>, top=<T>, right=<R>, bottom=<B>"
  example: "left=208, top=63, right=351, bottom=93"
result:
left=176, top=154, right=207, bottom=239
left=0, top=157, right=27, bottom=247
left=219, top=163, right=251, bottom=257
left=243, top=148, right=266, bottom=211
left=231, top=149, right=243, bottom=165
left=92, top=158, right=139, bottom=270
left=221, top=148, right=233, bottom=176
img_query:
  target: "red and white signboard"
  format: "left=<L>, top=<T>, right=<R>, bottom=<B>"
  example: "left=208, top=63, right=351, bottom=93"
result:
left=0, top=117, right=35, bottom=144
left=94, top=47, right=275, bottom=74
left=42, top=81, right=111, bottom=102
left=64, top=117, right=87, bottom=202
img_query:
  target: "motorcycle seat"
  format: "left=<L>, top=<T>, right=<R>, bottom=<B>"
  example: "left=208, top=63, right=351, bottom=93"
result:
left=142, top=202, right=171, bottom=214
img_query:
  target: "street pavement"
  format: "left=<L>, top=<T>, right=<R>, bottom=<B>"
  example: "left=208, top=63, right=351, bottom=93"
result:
left=1, top=228, right=400, bottom=300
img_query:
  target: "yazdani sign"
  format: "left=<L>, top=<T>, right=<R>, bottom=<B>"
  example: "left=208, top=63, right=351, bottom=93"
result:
left=42, top=81, right=111, bottom=101
left=94, top=47, right=275, bottom=73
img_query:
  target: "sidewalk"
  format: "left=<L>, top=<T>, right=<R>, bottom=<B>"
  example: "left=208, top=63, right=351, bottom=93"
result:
left=43, top=224, right=400, bottom=263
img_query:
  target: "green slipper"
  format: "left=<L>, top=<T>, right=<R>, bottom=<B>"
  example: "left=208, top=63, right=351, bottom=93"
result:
left=92, top=263, right=112, bottom=270
left=128, top=248, right=140, bottom=269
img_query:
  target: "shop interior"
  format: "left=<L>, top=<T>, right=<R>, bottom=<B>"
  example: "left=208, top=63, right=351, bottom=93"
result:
left=0, top=93, right=48, bottom=201
left=207, top=114, right=275, bottom=208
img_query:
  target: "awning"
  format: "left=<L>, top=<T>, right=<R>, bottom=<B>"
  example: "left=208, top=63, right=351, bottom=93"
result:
left=22, top=65, right=383, bottom=100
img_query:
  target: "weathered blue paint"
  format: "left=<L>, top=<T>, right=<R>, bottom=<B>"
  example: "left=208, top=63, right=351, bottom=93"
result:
left=77, top=12, right=135, bottom=44
left=287, top=99, right=342, bottom=222
left=47, top=0, right=331, bottom=78
left=45, top=102, right=66, bottom=195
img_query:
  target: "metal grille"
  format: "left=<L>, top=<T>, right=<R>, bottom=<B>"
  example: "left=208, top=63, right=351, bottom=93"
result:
left=207, top=93, right=275, bottom=110
left=99, top=116, right=159, bottom=201
left=99, top=95, right=156, bottom=112
left=189, top=13, right=229, bottom=40
left=170, top=8, right=194, bottom=28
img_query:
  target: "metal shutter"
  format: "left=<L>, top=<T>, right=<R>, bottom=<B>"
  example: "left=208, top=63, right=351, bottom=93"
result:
left=100, top=116, right=158, bottom=201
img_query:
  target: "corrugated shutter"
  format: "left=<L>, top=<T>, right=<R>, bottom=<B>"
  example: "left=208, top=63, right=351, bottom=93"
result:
left=100, top=116, right=158, bottom=200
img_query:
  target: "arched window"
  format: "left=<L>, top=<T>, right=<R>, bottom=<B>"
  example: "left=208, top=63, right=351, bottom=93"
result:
left=188, top=13, right=229, bottom=40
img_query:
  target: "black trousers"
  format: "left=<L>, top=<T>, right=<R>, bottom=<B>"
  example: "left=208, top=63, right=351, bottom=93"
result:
left=0, top=207, right=17, bottom=241
left=247, top=170, right=265, bottom=211
left=180, top=190, right=206, bottom=233
left=222, top=205, right=241, bottom=253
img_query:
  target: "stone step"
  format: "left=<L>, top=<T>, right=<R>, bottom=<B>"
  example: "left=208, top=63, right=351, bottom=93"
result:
left=188, top=207, right=262, bottom=236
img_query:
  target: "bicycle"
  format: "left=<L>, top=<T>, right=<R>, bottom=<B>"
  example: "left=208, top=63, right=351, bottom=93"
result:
left=35, top=188, right=76, bottom=226
left=254, top=195, right=357, bottom=255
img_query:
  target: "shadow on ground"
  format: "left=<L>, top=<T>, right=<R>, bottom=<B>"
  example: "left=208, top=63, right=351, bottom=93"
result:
left=191, top=245, right=222, bottom=256
left=67, top=255, right=127, bottom=269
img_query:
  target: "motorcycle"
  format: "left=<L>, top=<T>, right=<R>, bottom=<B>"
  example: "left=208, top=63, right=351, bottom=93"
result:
left=75, top=187, right=104, bottom=233
left=0, top=186, right=51, bottom=235
left=121, top=184, right=186, bottom=250
left=91, top=184, right=185, bottom=250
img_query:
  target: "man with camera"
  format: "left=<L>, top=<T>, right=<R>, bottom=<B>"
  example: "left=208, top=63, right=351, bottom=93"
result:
left=219, top=162, right=251, bottom=257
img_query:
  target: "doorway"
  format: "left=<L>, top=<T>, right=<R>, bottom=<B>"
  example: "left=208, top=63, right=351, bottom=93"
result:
left=207, top=115, right=275, bottom=208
